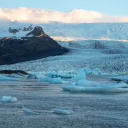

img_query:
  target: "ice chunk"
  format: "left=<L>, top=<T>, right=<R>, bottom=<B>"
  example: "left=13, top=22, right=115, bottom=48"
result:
left=110, top=75, right=128, bottom=82
left=39, top=76, right=67, bottom=84
left=52, top=108, right=74, bottom=115
left=8, top=73, right=23, bottom=78
left=27, top=75, right=37, bottom=79
left=72, top=70, right=86, bottom=81
left=69, top=83, right=128, bottom=93
left=99, top=83, right=128, bottom=88
left=49, top=77, right=63, bottom=84
left=61, top=80, right=128, bottom=93
left=22, top=106, right=39, bottom=115
left=70, top=85, right=128, bottom=93
left=76, top=80, right=99, bottom=87
left=38, top=76, right=51, bottom=82
left=0, top=96, right=17, bottom=102
left=61, top=82, right=76, bottom=91
left=0, top=75, right=19, bottom=81
left=36, top=73, right=44, bottom=79
left=48, top=72, right=56, bottom=78
left=47, top=72, right=74, bottom=78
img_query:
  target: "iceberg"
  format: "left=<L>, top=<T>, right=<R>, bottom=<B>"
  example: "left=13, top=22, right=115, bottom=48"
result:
left=22, top=106, right=39, bottom=115
left=0, top=96, right=17, bottom=102
left=110, top=75, right=128, bottom=82
left=52, top=108, right=74, bottom=115
left=61, top=80, right=128, bottom=93
left=76, top=80, right=99, bottom=87
left=72, top=70, right=86, bottom=81
left=39, top=76, right=68, bottom=84
left=49, top=77, right=62, bottom=84
left=61, top=82, right=76, bottom=91
left=8, top=73, right=23, bottom=78
left=0, top=75, right=19, bottom=81
left=38, top=76, right=51, bottom=82
left=47, top=72, right=74, bottom=78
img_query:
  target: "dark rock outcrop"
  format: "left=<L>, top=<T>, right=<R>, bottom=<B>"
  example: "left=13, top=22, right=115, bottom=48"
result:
left=0, top=26, right=69, bottom=65
left=0, top=70, right=29, bottom=75
left=26, top=26, right=48, bottom=37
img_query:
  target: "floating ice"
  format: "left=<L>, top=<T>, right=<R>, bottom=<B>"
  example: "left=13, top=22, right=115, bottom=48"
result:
left=52, top=108, right=74, bottom=115
left=0, top=96, right=17, bottom=102
left=76, top=80, right=100, bottom=87
left=28, top=72, right=45, bottom=79
left=72, top=69, right=86, bottom=81
left=38, top=76, right=52, bottom=82
left=48, top=72, right=74, bottom=78
left=0, top=74, right=19, bottom=81
left=61, top=82, right=76, bottom=91
left=22, top=106, right=39, bottom=115
left=61, top=81, right=128, bottom=93
left=39, top=77, right=67, bottom=84
left=8, top=73, right=23, bottom=78
left=61, top=80, right=99, bottom=91
left=27, top=75, right=37, bottom=79
left=110, top=75, right=128, bottom=82
left=49, top=77, right=62, bottom=84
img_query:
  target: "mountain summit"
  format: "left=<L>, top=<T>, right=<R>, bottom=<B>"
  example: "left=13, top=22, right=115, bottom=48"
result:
left=0, top=26, right=69, bottom=65
left=26, top=26, right=48, bottom=37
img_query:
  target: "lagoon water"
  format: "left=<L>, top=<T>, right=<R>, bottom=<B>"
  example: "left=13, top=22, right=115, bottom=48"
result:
left=0, top=78, right=128, bottom=128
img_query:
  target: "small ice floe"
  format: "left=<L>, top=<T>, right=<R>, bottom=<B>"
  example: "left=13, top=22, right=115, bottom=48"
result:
left=48, top=72, right=74, bottom=79
left=110, top=75, right=128, bottom=83
left=61, top=82, right=76, bottom=91
left=49, top=78, right=68, bottom=84
left=61, top=80, right=99, bottom=91
left=0, top=74, right=19, bottom=81
left=61, top=80, right=128, bottom=93
left=72, top=70, right=86, bottom=82
left=52, top=108, right=74, bottom=115
left=39, top=77, right=68, bottom=84
left=27, top=75, right=37, bottom=79
left=38, top=76, right=51, bottom=82
left=76, top=80, right=100, bottom=87
left=8, top=73, right=23, bottom=78
left=0, top=96, right=17, bottom=102
left=22, top=106, right=39, bottom=115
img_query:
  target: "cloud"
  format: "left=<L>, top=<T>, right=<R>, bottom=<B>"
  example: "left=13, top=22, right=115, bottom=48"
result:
left=0, top=7, right=128, bottom=23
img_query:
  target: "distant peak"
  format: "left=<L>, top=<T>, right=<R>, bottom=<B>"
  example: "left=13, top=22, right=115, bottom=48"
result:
left=26, top=26, right=48, bottom=37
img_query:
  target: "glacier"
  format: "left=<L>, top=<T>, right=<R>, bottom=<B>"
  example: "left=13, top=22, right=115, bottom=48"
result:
left=1, top=22, right=128, bottom=74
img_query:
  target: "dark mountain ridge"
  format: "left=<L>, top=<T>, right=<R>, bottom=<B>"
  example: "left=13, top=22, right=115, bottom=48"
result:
left=0, top=26, right=69, bottom=65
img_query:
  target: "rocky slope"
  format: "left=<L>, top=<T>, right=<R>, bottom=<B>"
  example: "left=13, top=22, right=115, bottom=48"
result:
left=0, top=26, right=69, bottom=65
